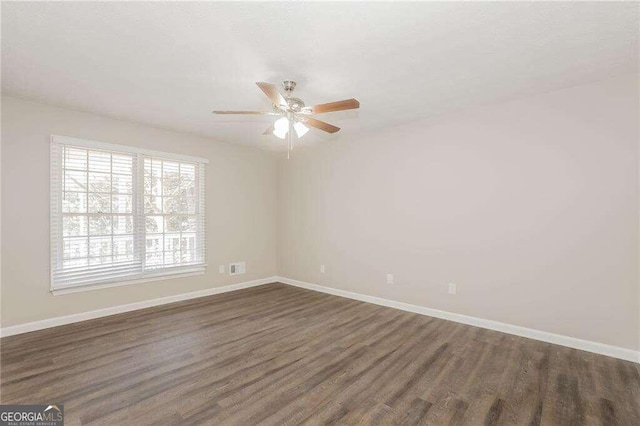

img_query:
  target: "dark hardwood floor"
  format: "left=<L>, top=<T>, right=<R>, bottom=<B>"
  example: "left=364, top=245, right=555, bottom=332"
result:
left=1, top=283, right=638, bottom=425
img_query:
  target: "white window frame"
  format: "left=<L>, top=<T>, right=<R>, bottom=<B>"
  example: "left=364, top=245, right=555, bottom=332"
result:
left=50, top=135, right=208, bottom=295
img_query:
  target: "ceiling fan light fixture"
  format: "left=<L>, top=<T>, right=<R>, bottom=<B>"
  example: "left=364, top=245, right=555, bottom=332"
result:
left=273, top=116, right=289, bottom=139
left=273, top=127, right=288, bottom=139
left=294, top=122, right=309, bottom=138
left=274, top=117, right=289, bottom=132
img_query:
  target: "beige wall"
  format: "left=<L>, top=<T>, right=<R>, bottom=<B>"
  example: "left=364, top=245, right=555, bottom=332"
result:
left=278, top=75, right=640, bottom=351
left=1, top=96, right=278, bottom=327
left=2, top=75, right=639, bottom=352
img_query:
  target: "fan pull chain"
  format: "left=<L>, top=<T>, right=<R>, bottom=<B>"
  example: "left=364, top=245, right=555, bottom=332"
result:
left=288, top=112, right=293, bottom=159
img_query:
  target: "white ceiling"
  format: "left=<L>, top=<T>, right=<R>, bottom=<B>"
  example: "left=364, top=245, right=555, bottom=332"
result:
left=2, top=2, right=638, bottom=149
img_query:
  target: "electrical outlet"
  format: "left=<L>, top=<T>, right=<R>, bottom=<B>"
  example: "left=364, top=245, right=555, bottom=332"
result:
left=229, top=262, right=246, bottom=276
left=320, top=264, right=326, bottom=273
left=387, top=274, right=394, bottom=284
left=218, top=265, right=225, bottom=274
left=448, top=283, right=457, bottom=295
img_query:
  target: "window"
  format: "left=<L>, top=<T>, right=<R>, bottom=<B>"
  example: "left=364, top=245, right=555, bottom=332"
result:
left=50, top=135, right=206, bottom=293
left=143, top=157, right=199, bottom=269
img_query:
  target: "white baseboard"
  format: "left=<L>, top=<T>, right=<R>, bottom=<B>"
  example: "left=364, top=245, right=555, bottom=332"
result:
left=277, top=276, right=640, bottom=364
left=3, top=275, right=638, bottom=364
left=0, top=276, right=278, bottom=338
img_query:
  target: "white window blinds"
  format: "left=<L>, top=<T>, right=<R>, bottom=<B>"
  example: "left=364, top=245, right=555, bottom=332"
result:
left=50, top=136, right=207, bottom=292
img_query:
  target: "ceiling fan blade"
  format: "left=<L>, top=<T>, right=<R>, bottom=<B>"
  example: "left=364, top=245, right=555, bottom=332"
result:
left=263, top=124, right=275, bottom=135
left=212, top=110, right=279, bottom=115
left=305, top=98, right=360, bottom=114
left=303, top=117, right=340, bottom=134
left=256, top=82, right=287, bottom=107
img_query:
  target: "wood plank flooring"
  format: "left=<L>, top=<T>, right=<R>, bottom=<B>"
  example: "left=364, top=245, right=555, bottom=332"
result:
left=1, top=283, right=638, bottom=425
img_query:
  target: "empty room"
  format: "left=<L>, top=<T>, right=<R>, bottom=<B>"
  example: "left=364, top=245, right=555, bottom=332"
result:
left=0, top=1, right=639, bottom=425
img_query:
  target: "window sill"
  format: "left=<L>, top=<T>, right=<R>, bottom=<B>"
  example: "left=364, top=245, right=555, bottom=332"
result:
left=50, top=267, right=206, bottom=295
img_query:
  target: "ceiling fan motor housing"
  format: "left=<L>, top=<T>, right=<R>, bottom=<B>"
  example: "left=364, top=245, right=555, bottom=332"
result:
left=286, top=97, right=305, bottom=112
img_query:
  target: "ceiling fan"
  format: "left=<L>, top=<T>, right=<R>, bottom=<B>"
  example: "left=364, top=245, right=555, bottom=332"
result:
left=212, top=80, right=360, bottom=158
